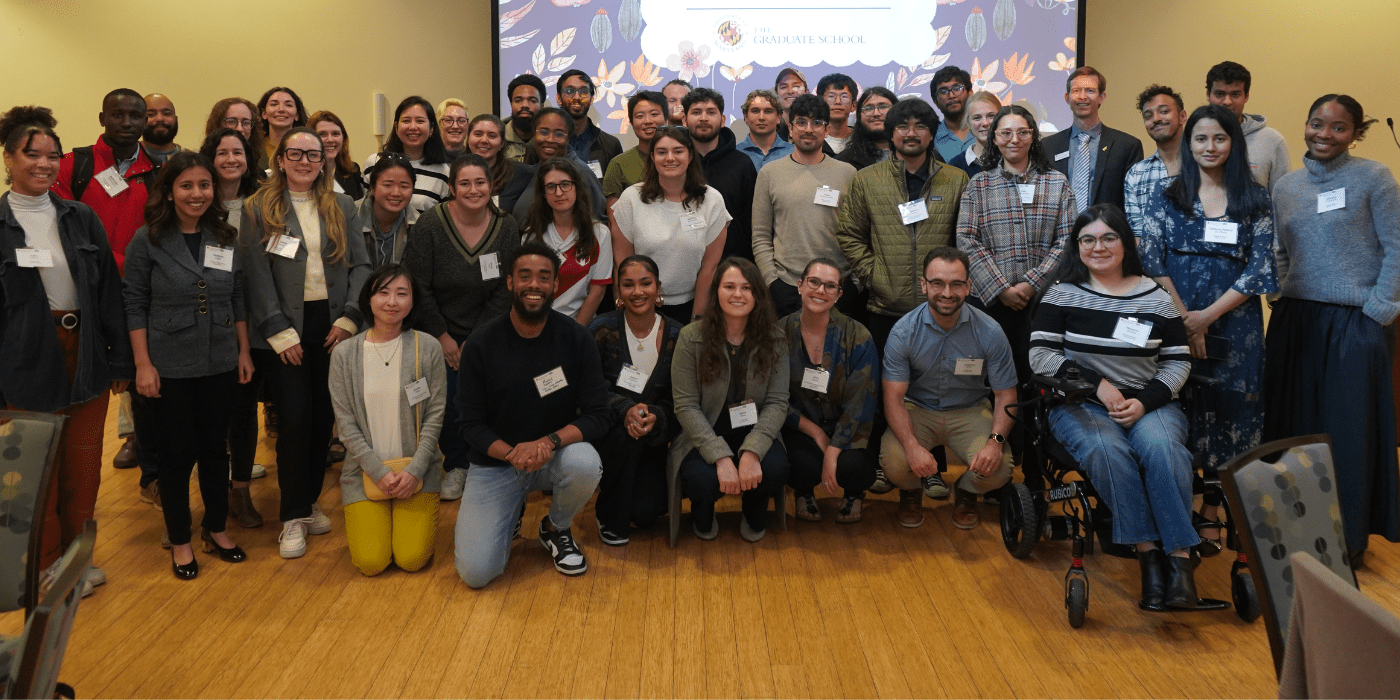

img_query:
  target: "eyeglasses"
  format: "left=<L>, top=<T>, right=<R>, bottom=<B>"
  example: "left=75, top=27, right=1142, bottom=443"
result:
left=923, top=279, right=968, bottom=292
left=441, top=117, right=469, bottom=126
left=802, top=277, right=840, bottom=293
left=223, top=117, right=254, bottom=129
left=935, top=85, right=969, bottom=97
left=560, top=86, right=593, bottom=97
left=995, top=128, right=1035, bottom=141
left=544, top=180, right=575, bottom=194
left=790, top=118, right=828, bottom=129
left=860, top=103, right=892, bottom=114
left=282, top=148, right=324, bottom=162
left=536, top=128, right=569, bottom=140
left=1077, top=233, right=1122, bottom=248
left=893, top=123, right=932, bottom=135
left=823, top=93, right=853, bottom=105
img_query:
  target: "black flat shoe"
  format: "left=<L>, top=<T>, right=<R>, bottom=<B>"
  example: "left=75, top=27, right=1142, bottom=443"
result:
left=1192, top=512, right=1224, bottom=557
left=201, top=529, right=247, bottom=563
left=172, top=551, right=199, bottom=580
left=1138, top=548, right=1168, bottom=610
left=1164, top=554, right=1199, bottom=609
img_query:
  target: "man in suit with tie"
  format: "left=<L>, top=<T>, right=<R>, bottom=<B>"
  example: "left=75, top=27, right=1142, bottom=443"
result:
left=1041, top=66, right=1143, bottom=214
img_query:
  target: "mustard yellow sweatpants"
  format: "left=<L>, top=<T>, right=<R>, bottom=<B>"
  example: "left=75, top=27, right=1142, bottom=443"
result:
left=343, top=491, right=439, bottom=576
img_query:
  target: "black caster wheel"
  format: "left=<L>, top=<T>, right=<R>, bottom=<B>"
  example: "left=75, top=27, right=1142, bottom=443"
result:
left=1066, top=576, right=1088, bottom=628
left=1233, top=569, right=1260, bottom=622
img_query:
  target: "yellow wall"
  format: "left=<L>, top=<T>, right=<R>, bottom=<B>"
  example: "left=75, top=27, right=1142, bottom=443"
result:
left=1086, top=0, right=1400, bottom=175
left=0, top=0, right=495, bottom=161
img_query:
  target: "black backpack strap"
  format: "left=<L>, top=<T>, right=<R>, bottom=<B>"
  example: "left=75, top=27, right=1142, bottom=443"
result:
left=69, top=146, right=95, bottom=201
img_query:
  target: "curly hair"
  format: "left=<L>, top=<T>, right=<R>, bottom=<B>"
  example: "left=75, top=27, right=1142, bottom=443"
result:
left=0, top=106, right=61, bottom=185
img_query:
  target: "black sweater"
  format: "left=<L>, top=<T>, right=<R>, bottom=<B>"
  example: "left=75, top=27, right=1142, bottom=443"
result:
left=457, top=310, right=612, bottom=466
left=401, top=205, right=519, bottom=340
left=699, top=127, right=757, bottom=262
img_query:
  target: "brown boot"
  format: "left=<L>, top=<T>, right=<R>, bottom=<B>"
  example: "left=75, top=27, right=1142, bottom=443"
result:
left=113, top=437, right=138, bottom=469
left=229, top=485, right=264, bottom=528
left=952, top=488, right=980, bottom=530
left=897, top=489, right=924, bottom=528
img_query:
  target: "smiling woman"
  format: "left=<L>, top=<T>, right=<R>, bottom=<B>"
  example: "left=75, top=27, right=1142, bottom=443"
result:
left=363, top=96, right=452, bottom=219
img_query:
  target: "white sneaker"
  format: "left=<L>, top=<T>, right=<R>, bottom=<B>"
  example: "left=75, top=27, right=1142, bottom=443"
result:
left=251, top=463, right=268, bottom=479
left=440, top=469, right=466, bottom=502
left=84, top=565, right=106, bottom=587
left=279, top=518, right=311, bottom=558
left=38, top=560, right=94, bottom=599
left=307, top=504, right=332, bottom=535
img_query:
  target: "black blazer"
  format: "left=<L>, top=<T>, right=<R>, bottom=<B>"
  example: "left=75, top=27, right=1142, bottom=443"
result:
left=1042, top=124, right=1143, bottom=211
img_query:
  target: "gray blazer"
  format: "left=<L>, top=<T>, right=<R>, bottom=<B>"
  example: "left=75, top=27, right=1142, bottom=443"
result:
left=329, top=329, right=447, bottom=504
left=237, top=191, right=371, bottom=350
left=122, top=225, right=245, bottom=379
left=668, top=322, right=790, bottom=470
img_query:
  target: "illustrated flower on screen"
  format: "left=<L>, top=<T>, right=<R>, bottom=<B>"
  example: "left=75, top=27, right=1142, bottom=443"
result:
left=630, top=53, right=662, bottom=87
left=969, top=57, right=1008, bottom=96
left=607, top=108, right=629, bottom=133
left=666, top=41, right=712, bottom=81
left=592, top=59, right=635, bottom=107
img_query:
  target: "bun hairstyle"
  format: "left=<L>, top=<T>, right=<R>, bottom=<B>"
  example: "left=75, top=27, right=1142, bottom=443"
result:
left=0, top=105, right=61, bottom=155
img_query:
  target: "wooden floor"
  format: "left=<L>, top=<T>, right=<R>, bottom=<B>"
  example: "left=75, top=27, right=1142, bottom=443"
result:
left=5, top=397, right=1400, bottom=699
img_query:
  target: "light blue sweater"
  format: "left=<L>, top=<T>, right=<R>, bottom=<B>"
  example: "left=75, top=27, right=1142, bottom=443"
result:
left=1273, top=152, right=1400, bottom=325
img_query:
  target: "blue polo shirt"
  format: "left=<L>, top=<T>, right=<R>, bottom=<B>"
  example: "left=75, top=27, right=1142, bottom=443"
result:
left=934, top=120, right=976, bottom=164
left=737, top=134, right=795, bottom=173
left=883, top=302, right=1017, bottom=411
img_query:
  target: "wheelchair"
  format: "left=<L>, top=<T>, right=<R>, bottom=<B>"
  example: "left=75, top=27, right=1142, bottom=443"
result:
left=996, top=364, right=1262, bottom=628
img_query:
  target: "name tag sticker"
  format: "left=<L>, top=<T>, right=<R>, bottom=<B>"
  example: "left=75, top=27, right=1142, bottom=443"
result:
left=94, top=166, right=129, bottom=197
left=1203, top=220, right=1239, bottom=245
left=617, top=363, right=649, bottom=393
left=1112, top=316, right=1153, bottom=347
left=1318, top=188, right=1346, bottom=213
left=898, top=199, right=928, bottom=225
left=728, top=400, right=758, bottom=428
left=588, top=160, right=604, bottom=179
left=801, top=367, right=830, bottom=393
left=680, top=213, right=706, bottom=230
left=1017, top=184, right=1036, bottom=205
left=204, top=246, right=234, bottom=272
left=480, top=252, right=500, bottom=280
left=404, top=377, right=430, bottom=406
left=492, top=194, right=500, bottom=208
left=1054, top=150, right=1070, bottom=162
left=534, top=366, right=568, bottom=397
left=954, top=358, right=984, bottom=376
left=265, top=234, right=300, bottom=259
left=813, top=186, right=840, bottom=207
left=16, top=248, right=53, bottom=268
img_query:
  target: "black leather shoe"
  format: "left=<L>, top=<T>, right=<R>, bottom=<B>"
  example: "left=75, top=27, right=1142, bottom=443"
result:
left=172, top=551, right=199, bottom=580
left=201, top=529, right=247, bottom=563
left=1164, top=554, right=1200, bottom=609
left=1138, top=548, right=1168, bottom=610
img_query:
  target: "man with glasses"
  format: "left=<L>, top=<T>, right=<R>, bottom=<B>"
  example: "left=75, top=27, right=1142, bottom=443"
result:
left=752, top=95, right=858, bottom=317
left=555, top=69, right=622, bottom=179
left=683, top=88, right=757, bottom=262
left=1123, top=85, right=1186, bottom=236
left=509, top=107, right=609, bottom=223
left=930, top=66, right=975, bottom=163
left=737, top=89, right=793, bottom=172
left=1042, top=66, right=1143, bottom=213
left=816, top=73, right=858, bottom=155
left=880, top=247, right=1017, bottom=529
left=504, top=74, right=547, bottom=163
left=838, top=87, right=898, bottom=170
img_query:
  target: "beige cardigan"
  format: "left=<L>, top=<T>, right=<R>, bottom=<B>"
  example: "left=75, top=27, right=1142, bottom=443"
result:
left=668, top=322, right=790, bottom=469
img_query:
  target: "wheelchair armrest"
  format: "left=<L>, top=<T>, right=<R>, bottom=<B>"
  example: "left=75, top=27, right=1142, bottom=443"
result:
left=1186, top=372, right=1221, bottom=387
left=1031, top=374, right=1096, bottom=403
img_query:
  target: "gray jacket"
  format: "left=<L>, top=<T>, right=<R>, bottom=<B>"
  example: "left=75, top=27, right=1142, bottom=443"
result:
left=669, top=322, right=790, bottom=470
left=237, top=191, right=370, bottom=349
left=329, top=329, right=447, bottom=504
left=122, top=225, right=246, bottom=378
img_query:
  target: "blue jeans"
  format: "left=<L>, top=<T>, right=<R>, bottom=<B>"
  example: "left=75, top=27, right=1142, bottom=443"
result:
left=1049, top=401, right=1199, bottom=554
left=453, top=442, right=602, bottom=588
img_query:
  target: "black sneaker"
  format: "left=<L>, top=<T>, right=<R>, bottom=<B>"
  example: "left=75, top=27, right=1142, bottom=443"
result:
left=597, top=519, right=630, bottom=547
left=511, top=502, right=525, bottom=539
left=538, top=516, right=588, bottom=576
left=868, top=467, right=895, bottom=494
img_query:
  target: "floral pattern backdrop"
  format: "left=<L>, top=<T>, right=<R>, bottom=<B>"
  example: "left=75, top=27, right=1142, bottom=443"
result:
left=499, top=0, right=1079, bottom=135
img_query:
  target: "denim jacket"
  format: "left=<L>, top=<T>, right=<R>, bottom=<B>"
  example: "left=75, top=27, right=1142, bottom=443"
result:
left=0, top=193, right=133, bottom=411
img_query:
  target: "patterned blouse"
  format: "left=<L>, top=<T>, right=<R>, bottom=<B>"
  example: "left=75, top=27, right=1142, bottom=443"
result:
left=779, top=309, right=880, bottom=451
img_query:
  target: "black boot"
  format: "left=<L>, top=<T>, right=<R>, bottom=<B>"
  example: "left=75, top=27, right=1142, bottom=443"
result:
left=1164, top=554, right=1199, bottom=609
left=1138, top=548, right=1168, bottom=610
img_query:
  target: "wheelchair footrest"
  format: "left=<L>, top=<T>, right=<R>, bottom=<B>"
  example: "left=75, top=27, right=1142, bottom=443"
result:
left=1138, top=597, right=1230, bottom=612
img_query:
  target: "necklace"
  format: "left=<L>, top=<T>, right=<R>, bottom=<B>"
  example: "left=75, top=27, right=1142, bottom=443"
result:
left=367, top=331, right=401, bottom=366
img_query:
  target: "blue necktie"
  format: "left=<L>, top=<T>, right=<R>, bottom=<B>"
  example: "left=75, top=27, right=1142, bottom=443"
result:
left=1072, top=132, right=1092, bottom=213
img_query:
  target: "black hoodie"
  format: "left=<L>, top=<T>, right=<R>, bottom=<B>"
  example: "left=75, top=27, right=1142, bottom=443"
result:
left=697, top=126, right=758, bottom=262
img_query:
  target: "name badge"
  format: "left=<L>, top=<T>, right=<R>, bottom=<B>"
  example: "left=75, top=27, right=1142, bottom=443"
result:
left=204, top=245, right=234, bottom=272
left=898, top=199, right=928, bottom=225
left=404, top=377, right=430, bottom=406
left=801, top=367, right=830, bottom=393
left=588, top=160, right=604, bottom=179
left=1112, top=316, right=1153, bottom=347
left=1054, top=151, right=1070, bottom=162
left=954, top=358, right=984, bottom=376
left=728, top=400, right=758, bottom=428
left=1317, top=188, right=1346, bottom=213
left=265, top=234, right=300, bottom=259
left=617, top=363, right=649, bottom=393
left=492, top=194, right=500, bottom=208
left=1016, top=184, right=1035, bottom=205
left=480, top=252, right=500, bottom=280
left=16, top=248, right=54, bottom=268
left=1203, top=220, right=1239, bottom=245
left=95, top=166, right=129, bottom=197
left=813, top=186, right=841, bottom=207
left=680, top=213, right=706, bottom=230
left=534, top=365, right=568, bottom=397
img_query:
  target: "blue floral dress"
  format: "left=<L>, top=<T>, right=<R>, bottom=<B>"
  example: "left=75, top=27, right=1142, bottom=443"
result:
left=1139, top=184, right=1279, bottom=467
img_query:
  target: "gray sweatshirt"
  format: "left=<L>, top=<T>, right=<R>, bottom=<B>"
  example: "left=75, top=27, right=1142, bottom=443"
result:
left=1273, top=152, right=1400, bottom=325
left=1241, top=114, right=1290, bottom=192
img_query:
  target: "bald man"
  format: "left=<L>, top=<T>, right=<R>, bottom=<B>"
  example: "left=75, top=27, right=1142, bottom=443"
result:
left=141, top=93, right=182, bottom=164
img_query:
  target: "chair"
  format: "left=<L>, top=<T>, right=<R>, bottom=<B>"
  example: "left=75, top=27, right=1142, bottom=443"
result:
left=3, top=518, right=94, bottom=700
left=0, top=411, right=67, bottom=615
left=667, top=457, right=786, bottom=547
left=1218, top=435, right=1353, bottom=676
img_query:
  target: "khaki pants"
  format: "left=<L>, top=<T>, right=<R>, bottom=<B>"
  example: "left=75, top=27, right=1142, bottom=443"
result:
left=879, top=399, right=1013, bottom=494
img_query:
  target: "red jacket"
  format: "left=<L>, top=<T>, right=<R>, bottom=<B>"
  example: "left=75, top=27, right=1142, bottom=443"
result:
left=51, top=135, right=156, bottom=273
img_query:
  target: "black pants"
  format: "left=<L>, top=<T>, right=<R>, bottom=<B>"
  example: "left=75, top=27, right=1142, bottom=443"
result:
left=659, top=300, right=695, bottom=325
left=782, top=427, right=876, bottom=499
left=679, top=431, right=788, bottom=531
left=594, top=424, right=669, bottom=532
left=769, top=278, right=864, bottom=319
left=129, top=386, right=161, bottom=488
left=265, top=301, right=335, bottom=521
left=155, top=370, right=237, bottom=545
left=975, top=298, right=1040, bottom=486
left=441, top=342, right=470, bottom=473
left=227, top=355, right=268, bottom=482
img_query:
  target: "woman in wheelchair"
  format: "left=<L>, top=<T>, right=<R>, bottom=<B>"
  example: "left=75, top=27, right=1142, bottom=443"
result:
left=1029, top=204, right=1203, bottom=611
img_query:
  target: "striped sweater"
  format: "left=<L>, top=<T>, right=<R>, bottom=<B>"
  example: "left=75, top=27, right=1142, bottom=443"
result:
left=1029, top=278, right=1190, bottom=413
left=362, top=153, right=451, bottom=219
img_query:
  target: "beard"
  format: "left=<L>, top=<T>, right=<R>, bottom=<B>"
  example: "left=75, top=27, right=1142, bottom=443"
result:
left=512, top=293, right=550, bottom=323
left=143, top=121, right=178, bottom=146
left=1150, top=127, right=1179, bottom=145
left=512, top=112, right=535, bottom=134
left=854, top=119, right=885, bottom=145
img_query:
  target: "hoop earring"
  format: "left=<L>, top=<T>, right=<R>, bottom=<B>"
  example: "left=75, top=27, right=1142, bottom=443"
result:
left=656, top=295, right=665, bottom=307
left=615, top=297, right=625, bottom=309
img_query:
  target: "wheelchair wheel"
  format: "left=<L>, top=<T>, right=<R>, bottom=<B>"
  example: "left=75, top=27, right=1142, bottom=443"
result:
left=1232, top=570, right=1260, bottom=622
left=1066, top=577, right=1088, bottom=628
left=1000, top=482, right=1040, bottom=558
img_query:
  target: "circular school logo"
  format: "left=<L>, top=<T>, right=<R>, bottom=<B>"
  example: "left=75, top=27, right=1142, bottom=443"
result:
left=716, top=16, right=745, bottom=51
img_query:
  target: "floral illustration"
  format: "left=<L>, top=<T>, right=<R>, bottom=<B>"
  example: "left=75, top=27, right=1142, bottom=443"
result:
left=1048, top=36, right=1076, bottom=73
left=666, top=41, right=711, bottom=82
left=969, top=57, right=1008, bottom=97
left=592, top=59, right=636, bottom=107
left=630, top=53, right=662, bottom=87
left=1004, top=52, right=1035, bottom=85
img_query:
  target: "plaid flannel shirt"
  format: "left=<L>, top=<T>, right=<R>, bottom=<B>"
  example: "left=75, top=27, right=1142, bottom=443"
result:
left=1123, top=153, right=1173, bottom=238
left=956, top=165, right=1077, bottom=304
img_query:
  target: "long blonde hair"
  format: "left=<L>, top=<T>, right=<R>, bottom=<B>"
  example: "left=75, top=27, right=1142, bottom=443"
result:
left=247, top=127, right=348, bottom=264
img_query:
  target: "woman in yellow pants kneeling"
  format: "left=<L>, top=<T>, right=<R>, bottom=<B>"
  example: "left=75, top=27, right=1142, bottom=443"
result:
left=330, top=264, right=447, bottom=575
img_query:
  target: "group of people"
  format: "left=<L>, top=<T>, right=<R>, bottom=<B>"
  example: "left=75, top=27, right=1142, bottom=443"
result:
left=2, top=58, right=1396, bottom=608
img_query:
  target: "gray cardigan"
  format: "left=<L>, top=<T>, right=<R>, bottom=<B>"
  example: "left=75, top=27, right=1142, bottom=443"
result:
left=669, top=322, right=790, bottom=470
left=329, top=329, right=447, bottom=504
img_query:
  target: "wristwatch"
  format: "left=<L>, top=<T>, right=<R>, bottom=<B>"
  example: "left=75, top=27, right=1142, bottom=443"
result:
left=988, top=432, right=1006, bottom=444
left=547, top=432, right=562, bottom=449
